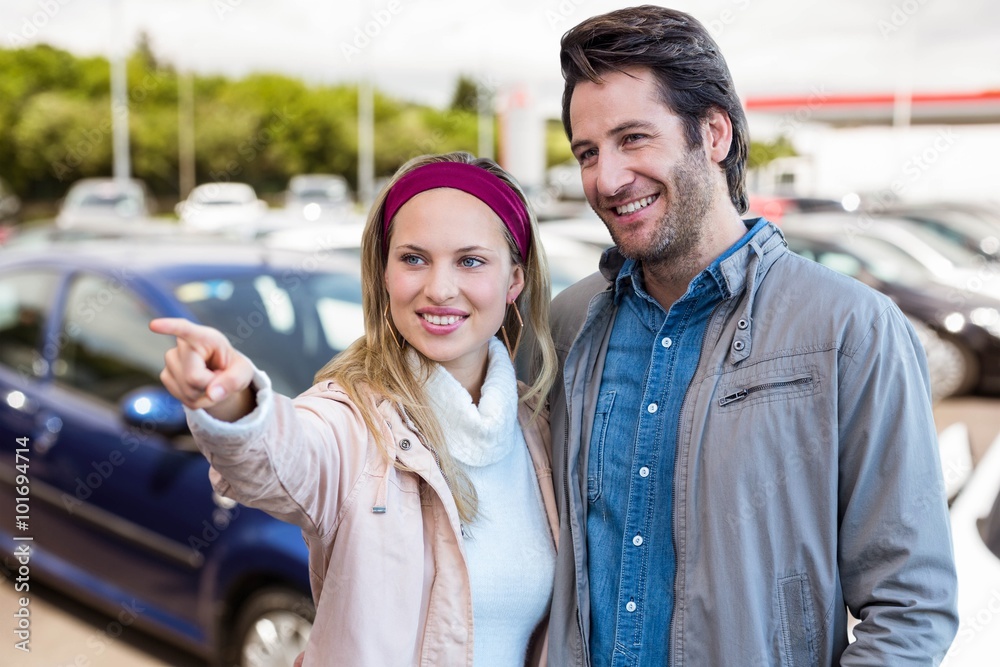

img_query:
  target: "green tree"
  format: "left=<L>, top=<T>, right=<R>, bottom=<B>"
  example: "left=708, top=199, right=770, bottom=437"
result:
left=449, top=75, right=479, bottom=113
left=748, top=136, right=797, bottom=169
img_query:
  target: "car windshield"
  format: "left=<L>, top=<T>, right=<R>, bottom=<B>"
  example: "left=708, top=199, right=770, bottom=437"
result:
left=192, top=186, right=255, bottom=205
left=169, top=270, right=364, bottom=396
left=905, top=211, right=1000, bottom=256
left=77, top=193, right=135, bottom=207
left=844, top=235, right=936, bottom=287
left=895, top=221, right=987, bottom=267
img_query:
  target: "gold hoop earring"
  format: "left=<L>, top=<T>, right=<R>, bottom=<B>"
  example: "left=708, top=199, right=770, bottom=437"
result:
left=383, top=304, right=405, bottom=350
left=500, top=301, right=524, bottom=361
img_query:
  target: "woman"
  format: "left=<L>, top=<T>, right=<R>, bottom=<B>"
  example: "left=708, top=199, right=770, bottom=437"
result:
left=150, top=152, right=558, bottom=666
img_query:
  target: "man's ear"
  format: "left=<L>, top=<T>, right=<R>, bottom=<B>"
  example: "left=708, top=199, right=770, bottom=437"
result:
left=703, top=108, right=733, bottom=165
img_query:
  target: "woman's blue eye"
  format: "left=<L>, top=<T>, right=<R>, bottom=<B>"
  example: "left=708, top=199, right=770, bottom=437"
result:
left=402, top=255, right=423, bottom=265
left=461, top=257, right=484, bottom=268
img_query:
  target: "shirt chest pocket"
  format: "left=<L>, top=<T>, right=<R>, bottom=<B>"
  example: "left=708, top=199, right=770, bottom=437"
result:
left=587, top=390, right=616, bottom=503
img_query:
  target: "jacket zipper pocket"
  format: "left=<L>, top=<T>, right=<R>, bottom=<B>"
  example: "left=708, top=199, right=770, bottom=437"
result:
left=718, top=376, right=813, bottom=406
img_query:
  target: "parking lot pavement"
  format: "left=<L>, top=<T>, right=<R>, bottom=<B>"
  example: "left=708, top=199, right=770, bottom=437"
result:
left=933, top=396, right=1000, bottom=464
left=0, top=575, right=204, bottom=667
left=1, top=396, right=997, bottom=666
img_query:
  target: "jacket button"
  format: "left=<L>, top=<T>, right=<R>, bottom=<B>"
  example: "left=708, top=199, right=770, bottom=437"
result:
left=399, top=439, right=411, bottom=450
left=733, top=340, right=746, bottom=352
left=737, top=318, right=749, bottom=330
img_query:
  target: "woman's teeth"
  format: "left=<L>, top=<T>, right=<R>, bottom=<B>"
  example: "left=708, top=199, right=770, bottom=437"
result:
left=422, top=314, right=461, bottom=325
left=616, top=196, right=656, bottom=216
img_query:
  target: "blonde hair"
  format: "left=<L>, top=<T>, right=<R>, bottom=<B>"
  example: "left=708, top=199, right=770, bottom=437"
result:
left=315, top=152, right=557, bottom=523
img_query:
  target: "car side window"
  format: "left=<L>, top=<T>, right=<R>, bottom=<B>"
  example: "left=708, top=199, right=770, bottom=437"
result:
left=0, top=270, right=59, bottom=378
left=54, top=273, right=171, bottom=405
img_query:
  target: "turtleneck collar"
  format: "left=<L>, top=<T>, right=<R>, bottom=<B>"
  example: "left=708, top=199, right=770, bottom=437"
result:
left=416, top=337, right=521, bottom=467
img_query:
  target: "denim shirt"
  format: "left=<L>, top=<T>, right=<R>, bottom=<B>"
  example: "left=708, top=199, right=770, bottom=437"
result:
left=586, top=219, right=768, bottom=666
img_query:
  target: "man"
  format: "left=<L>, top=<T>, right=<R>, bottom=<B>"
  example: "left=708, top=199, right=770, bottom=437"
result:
left=545, top=6, right=958, bottom=666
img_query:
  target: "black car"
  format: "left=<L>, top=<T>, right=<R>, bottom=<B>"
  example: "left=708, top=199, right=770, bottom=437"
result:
left=782, top=225, right=1000, bottom=399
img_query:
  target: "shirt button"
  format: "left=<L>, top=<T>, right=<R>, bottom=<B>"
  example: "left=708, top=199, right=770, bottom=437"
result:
left=639, top=466, right=650, bottom=478
left=626, top=601, right=637, bottom=613
left=647, top=403, right=658, bottom=414
left=633, top=535, right=643, bottom=546
left=661, top=337, right=672, bottom=348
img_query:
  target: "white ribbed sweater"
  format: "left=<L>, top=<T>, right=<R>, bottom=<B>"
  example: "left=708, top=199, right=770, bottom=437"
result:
left=423, top=338, right=555, bottom=667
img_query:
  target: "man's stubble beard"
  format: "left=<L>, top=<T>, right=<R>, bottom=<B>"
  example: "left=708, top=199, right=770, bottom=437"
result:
left=602, top=147, right=716, bottom=275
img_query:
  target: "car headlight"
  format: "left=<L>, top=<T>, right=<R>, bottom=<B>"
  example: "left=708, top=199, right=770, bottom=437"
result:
left=944, top=312, right=966, bottom=333
left=971, top=306, right=1000, bottom=337
left=303, top=203, right=322, bottom=221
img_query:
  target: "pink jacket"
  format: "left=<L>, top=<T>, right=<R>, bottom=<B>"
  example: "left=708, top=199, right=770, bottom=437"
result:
left=189, top=376, right=557, bottom=666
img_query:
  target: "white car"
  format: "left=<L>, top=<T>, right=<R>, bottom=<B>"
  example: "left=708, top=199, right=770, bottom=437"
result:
left=176, top=182, right=267, bottom=232
left=781, top=213, right=1000, bottom=302
left=261, top=220, right=366, bottom=256
left=540, top=215, right=614, bottom=251
left=284, top=174, right=353, bottom=222
left=56, top=178, right=153, bottom=229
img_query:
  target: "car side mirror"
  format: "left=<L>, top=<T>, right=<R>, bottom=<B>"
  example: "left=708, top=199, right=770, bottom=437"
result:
left=120, top=386, right=188, bottom=436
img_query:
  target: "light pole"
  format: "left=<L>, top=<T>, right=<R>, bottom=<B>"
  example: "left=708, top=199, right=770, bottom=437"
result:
left=110, top=0, right=131, bottom=182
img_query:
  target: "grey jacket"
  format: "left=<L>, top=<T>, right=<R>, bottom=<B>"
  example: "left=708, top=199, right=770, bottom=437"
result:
left=546, top=222, right=958, bottom=666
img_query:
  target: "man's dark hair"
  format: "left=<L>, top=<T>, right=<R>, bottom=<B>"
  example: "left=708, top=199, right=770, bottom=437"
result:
left=560, top=5, right=749, bottom=213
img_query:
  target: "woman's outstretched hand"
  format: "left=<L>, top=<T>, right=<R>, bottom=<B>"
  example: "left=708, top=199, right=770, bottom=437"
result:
left=149, top=317, right=256, bottom=422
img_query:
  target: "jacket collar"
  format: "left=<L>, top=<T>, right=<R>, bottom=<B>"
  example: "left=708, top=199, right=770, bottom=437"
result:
left=595, top=219, right=788, bottom=365
left=597, top=218, right=784, bottom=298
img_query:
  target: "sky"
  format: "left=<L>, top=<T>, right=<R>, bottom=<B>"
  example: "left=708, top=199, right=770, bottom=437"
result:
left=3, top=0, right=1000, bottom=116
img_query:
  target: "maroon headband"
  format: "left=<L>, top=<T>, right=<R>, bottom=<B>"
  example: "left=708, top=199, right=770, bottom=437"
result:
left=382, top=162, right=531, bottom=259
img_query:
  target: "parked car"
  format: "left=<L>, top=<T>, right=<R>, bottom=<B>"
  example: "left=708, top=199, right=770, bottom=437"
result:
left=748, top=194, right=847, bottom=222
left=545, top=161, right=586, bottom=201
left=56, top=178, right=154, bottom=229
left=0, top=238, right=366, bottom=666
left=284, top=174, right=352, bottom=222
left=539, top=215, right=614, bottom=251
left=781, top=212, right=1000, bottom=303
left=2, top=220, right=181, bottom=250
left=261, top=220, right=366, bottom=257
left=176, top=182, right=267, bottom=232
left=877, top=204, right=1000, bottom=261
left=537, top=225, right=606, bottom=295
left=782, top=224, right=1000, bottom=398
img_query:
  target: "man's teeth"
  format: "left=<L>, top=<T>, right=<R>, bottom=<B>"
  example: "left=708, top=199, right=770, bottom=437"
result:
left=422, top=314, right=461, bottom=325
left=616, top=196, right=656, bottom=215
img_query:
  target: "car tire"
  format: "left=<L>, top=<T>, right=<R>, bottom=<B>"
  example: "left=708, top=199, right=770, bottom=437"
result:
left=224, top=587, right=315, bottom=667
left=908, top=317, right=979, bottom=400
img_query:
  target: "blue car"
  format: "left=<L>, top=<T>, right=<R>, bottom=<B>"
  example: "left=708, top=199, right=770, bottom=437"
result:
left=0, top=237, right=365, bottom=665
